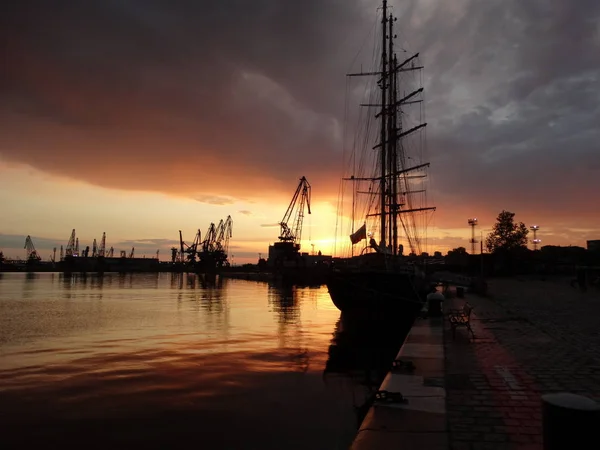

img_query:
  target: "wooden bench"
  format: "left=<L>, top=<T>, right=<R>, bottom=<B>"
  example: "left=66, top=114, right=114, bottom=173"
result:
left=448, top=302, right=474, bottom=340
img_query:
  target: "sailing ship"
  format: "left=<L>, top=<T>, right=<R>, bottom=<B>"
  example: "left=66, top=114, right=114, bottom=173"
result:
left=327, top=0, right=436, bottom=317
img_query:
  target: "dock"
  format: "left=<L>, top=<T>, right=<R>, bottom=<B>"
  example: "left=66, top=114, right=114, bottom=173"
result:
left=351, top=277, right=600, bottom=450
left=352, top=311, right=447, bottom=449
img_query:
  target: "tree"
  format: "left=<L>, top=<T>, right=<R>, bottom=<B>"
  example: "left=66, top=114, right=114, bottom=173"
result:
left=446, top=246, right=469, bottom=268
left=447, top=246, right=468, bottom=256
left=485, top=210, right=528, bottom=253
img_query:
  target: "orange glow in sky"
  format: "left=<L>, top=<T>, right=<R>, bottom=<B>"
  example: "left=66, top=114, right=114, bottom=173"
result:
left=1, top=163, right=597, bottom=263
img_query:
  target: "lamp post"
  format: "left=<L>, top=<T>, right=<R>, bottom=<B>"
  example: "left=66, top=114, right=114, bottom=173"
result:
left=530, top=225, right=541, bottom=251
left=468, top=218, right=478, bottom=254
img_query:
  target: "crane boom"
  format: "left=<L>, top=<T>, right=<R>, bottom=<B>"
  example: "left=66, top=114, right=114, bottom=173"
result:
left=215, top=216, right=233, bottom=251
left=66, top=229, right=76, bottom=257
left=202, top=223, right=217, bottom=252
left=278, top=176, right=311, bottom=246
left=24, top=235, right=41, bottom=261
left=99, top=232, right=106, bottom=257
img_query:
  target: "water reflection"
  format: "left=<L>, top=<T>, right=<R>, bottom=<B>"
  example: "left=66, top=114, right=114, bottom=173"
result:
left=197, top=275, right=227, bottom=329
left=324, top=313, right=412, bottom=426
left=25, top=272, right=38, bottom=281
left=325, top=313, right=410, bottom=380
left=170, top=273, right=226, bottom=312
left=90, top=273, right=104, bottom=289
left=268, top=283, right=299, bottom=324
left=22, top=272, right=39, bottom=299
left=118, top=272, right=131, bottom=288
left=167, top=272, right=230, bottom=339
left=60, top=273, right=75, bottom=299
left=267, top=283, right=309, bottom=373
left=170, top=271, right=184, bottom=289
left=0, top=273, right=360, bottom=450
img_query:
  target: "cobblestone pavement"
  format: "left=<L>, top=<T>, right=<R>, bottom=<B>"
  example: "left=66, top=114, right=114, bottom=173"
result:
left=487, top=277, right=600, bottom=364
left=444, top=278, right=600, bottom=450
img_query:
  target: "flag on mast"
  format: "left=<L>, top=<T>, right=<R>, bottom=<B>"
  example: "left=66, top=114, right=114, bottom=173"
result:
left=349, top=224, right=367, bottom=245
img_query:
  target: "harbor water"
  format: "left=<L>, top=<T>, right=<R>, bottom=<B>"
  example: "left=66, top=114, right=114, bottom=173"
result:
left=0, top=272, right=408, bottom=449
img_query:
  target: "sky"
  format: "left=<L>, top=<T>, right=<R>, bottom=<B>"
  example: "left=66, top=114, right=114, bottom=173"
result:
left=1, top=0, right=599, bottom=262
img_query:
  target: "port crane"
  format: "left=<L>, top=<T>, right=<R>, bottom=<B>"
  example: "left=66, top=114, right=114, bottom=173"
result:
left=205, top=215, right=233, bottom=267
left=267, top=176, right=312, bottom=269
left=177, top=229, right=202, bottom=264
left=176, top=215, right=234, bottom=271
left=24, top=235, right=41, bottom=262
left=98, top=232, right=106, bottom=257
left=279, top=176, right=311, bottom=248
left=215, top=216, right=233, bottom=256
left=198, top=220, right=225, bottom=268
left=65, top=229, right=77, bottom=257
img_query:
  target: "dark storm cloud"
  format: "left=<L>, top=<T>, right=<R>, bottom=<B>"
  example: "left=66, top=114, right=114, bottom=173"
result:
left=394, top=0, right=600, bottom=227
left=1, top=0, right=599, bottom=228
left=1, top=0, right=370, bottom=197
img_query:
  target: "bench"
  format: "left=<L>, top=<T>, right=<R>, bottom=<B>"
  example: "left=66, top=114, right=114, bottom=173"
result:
left=448, top=302, right=474, bottom=340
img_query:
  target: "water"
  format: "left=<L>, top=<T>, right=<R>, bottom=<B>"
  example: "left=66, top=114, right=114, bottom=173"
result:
left=0, top=272, right=408, bottom=449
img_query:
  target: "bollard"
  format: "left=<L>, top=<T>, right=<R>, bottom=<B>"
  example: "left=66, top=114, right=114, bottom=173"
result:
left=542, top=392, right=600, bottom=450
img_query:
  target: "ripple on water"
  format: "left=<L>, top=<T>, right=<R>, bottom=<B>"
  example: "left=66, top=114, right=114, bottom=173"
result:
left=0, top=273, right=403, bottom=450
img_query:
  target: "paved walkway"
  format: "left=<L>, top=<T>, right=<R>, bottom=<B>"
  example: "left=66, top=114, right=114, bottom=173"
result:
left=445, top=278, right=600, bottom=450
left=352, top=315, right=447, bottom=450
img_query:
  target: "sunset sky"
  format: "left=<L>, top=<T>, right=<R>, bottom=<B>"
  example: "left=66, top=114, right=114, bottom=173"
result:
left=2, top=0, right=599, bottom=263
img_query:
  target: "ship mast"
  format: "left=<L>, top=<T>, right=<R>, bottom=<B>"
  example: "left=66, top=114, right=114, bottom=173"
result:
left=387, top=12, right=395, bottom=254
left=379, top=0, right=388, bottom=250
left=391, top=52, right=399, bottom=254
left=346, top=0, right=435, bottom=256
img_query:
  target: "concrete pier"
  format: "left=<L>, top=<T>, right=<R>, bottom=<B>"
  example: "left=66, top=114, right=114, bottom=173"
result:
left=350, top=277, right=600, bottom=450
left=351, top=314, right=447, bottom=450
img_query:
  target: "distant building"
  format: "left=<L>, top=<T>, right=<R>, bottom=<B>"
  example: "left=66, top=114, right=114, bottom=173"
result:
left=267, top=242, right=332, bottom=268
left=587, top=240, right=600, bottom=252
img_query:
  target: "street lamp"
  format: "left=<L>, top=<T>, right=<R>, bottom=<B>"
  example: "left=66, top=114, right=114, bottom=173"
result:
left=530, top=225, right=541, bottom=251
left=468, top=218, right=478, bottom=254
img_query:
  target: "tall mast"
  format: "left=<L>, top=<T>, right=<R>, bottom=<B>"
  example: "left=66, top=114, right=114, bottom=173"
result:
left=379, top=0, right=388, bottom=248
left=387, top=13, right=395, bottom=253
left=392, top=53, right=399, bottom=255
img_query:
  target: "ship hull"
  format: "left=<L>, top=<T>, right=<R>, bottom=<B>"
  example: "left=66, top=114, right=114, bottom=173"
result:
left=326, top=269, right=428, bottom=320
